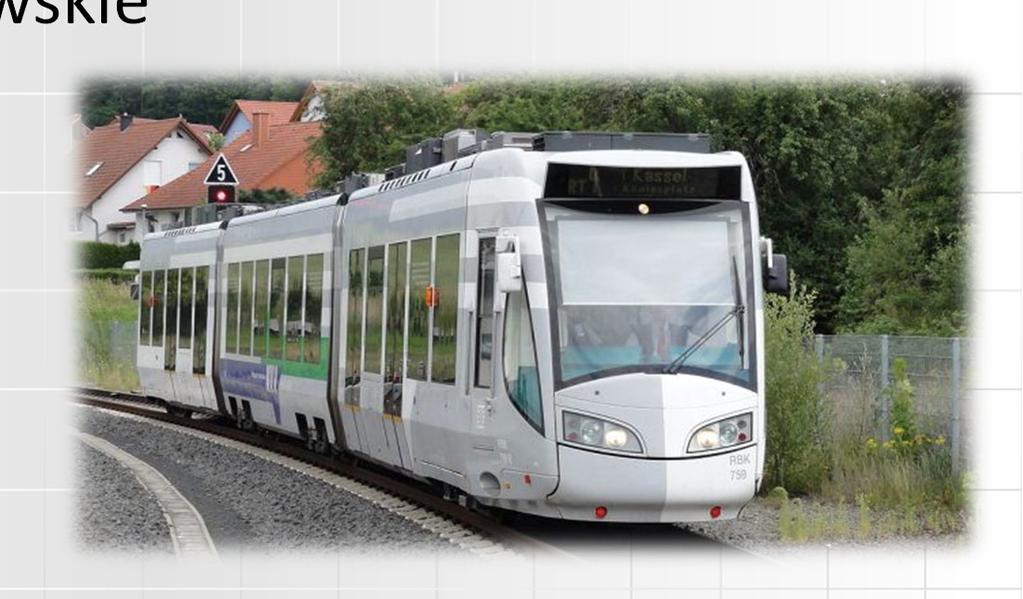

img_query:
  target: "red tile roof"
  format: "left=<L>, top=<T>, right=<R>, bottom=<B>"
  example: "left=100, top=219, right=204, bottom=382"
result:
left=187, top=123, right=219, bottom=141
left=218, top=100, right=300, bottom=132
left=122, top=121, right=323, bottom=212
left=77, top=117, right=212, bottom=209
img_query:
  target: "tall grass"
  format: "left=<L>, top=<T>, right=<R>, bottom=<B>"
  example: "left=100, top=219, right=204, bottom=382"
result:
left=78, top=279, right=139, bottom=391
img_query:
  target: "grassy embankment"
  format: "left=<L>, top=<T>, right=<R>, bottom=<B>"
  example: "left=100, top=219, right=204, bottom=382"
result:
left=79, top=279, right=139, bottom=391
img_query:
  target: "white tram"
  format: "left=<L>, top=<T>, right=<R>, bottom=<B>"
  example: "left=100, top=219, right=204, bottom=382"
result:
left=136, top=131, right=788, bottom=523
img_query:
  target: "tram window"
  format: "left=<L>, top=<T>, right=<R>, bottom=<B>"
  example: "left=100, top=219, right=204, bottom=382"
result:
left=139, top=270, right=153, bottom=345
left=365, top=246, right=385, bottom=375
left=179, top=268, right=193, bottom=350
left=286, top=255, right=305, bottom=362
left=269, top=258, right=286, bottom=359
left=432, top=234, right=459, bottom=384
left=165, top=269, right=179, bottom=371
left=239, top=261, right=254, bottom=355
left=475, top=238, right=495, bottom=388
left=152, top=270, right=165, bottom=349
left=304, top=254, right=324, bottom=364
left=254, top=260, right=269, bottom=357
left=193, top=266, right=208, bottom=374
left=346, top=249, right=365, bottom=383
left=407, top=239, right=432, bottom=380
left=226, top=262, right=240, bottom=354
left=504, top=289, right=543, bottom=433
left=386, top=243, right=408, bottom=382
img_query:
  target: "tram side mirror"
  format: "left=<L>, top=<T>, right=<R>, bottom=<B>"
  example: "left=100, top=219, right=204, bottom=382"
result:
left=495, top=231, right=523, bottom=302
left=765, top=253, right=789, bottom=295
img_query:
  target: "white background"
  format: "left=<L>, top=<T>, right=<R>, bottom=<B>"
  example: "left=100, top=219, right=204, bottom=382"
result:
left=0, top=0, right=1021, bottom=597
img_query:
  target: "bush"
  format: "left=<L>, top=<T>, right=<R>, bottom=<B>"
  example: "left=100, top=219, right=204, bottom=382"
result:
left=75, top=268, right=137, bottom=284
left=76, top=241, right=140, bottom=269
left=764, top=282, right=831, bottom=494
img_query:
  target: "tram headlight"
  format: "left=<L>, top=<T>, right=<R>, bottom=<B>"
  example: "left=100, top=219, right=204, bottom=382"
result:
left=687, top=413, right=753, bottom=453
left=563, top=412, right=642, bottom=453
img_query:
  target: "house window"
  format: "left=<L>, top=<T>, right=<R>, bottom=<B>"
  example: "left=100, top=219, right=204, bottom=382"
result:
left=118, top=232, right=126, bottom=243
left=188, top=162, right=203, bottom=172
left=85, top=161, right=103, bottom=177
left=143, top=160, right=162, bottom=187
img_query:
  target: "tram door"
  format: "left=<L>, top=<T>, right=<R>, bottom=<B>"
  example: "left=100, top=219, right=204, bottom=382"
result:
left=381, top=241, right=412, bottom=469
left=465, top=236, right=500, bottom=491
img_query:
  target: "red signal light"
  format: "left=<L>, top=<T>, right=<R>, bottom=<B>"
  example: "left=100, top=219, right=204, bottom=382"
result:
left=207, top=185, right=235, bottom=204
left=595, top=506, right=608, bottom=519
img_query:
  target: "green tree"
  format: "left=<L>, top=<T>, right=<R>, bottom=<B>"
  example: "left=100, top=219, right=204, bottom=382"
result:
left=311, top=79, right=456, bottom=187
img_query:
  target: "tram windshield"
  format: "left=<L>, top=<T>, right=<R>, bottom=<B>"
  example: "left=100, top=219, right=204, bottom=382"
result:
left=543, top=200, right=755, bottom=389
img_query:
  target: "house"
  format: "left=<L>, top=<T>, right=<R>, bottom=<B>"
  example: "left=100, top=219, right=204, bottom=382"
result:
left=187, top=122, right=220, bottom=145
left=290, top=80, right=343, bottom=122
left=219, top=100, right=300, bottom=145
left=75, top=114, right=212, bottom=245
left=122, top=113, right=324, bottom=235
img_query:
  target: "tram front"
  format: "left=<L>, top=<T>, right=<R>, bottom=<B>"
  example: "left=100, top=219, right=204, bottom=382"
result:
left=537, top=153, right=784, bottom=522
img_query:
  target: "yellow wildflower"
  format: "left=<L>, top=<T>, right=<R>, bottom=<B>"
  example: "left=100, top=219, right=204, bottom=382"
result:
left=892, top=426, right=905, bottom=436
left=933, top=436, right=945, bottom=446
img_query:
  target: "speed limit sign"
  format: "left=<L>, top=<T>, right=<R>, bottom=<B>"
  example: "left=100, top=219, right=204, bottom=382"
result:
left=204, top=154, right=239, bottom=186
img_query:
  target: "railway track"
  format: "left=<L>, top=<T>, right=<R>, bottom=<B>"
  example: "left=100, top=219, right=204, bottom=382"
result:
left=73, top=387, right=567, bottom=559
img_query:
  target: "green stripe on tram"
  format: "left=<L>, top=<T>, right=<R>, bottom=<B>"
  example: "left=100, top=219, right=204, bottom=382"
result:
left=264, top=337, right=329, bottom=381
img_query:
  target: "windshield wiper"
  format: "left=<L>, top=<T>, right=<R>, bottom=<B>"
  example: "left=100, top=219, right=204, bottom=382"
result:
left=663, top=256, right=746, bottom=375
left=662, top=304, right=744, bottom=374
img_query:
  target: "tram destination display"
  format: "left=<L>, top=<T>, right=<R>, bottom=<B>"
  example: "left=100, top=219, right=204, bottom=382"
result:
left=544, top=164, right=741, bottom=200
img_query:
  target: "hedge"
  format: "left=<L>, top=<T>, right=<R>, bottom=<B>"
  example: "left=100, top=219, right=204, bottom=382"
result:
left=75, top=268, right=137, bottom=284
left=77, top=241, right=140, bottom=269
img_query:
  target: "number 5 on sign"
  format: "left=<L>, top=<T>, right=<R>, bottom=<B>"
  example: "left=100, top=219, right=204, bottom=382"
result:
left=204, top=155, right=239, bottom=186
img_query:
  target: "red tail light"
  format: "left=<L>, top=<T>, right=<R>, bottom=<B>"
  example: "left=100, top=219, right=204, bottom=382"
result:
left=710, top=506, right=722, bottom=519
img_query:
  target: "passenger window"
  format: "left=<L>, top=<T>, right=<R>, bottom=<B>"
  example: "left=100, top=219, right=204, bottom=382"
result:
left=165, top=269, right=179, bottom=370
left=504, top=289, right=543, bottom=433
left=304, top=254, right=324, bottom=364
left=239, top=262, right=254, bottom=355
left=179, top=268, right=193, bottom=350
left=386, top=242, right=408, bottom=382
left=254, top=260, right=269, bottom=357
left=432, top=234, right=459, bottom=384
left=286, top=255, right=305, bottom=362
left=365, top=246, right=385, bottom=375
left=139, top=271, right=153, bottom=345
left=407, top=239, right=432, bottom=380
left=193, top=266, right=208, bottom=374
left=152, top=270, right=165, bottom=349
left=226, top=262, right=239, bottom=354
left=475, top=238, right=495, bottom=388
left=345, top=249, right=365, bottom=386
left=269, top=258, right=286, bottom=359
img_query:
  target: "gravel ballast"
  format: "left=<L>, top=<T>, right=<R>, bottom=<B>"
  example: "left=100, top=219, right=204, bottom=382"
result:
left=76, top=442, right=174, bottom=554
left=76, top=407, right=459, bottom=553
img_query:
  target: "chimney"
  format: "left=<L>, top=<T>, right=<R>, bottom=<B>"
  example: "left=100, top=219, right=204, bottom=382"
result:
left=252, top=112, right=270, bottom=148
left=119, top=112, right=133, bottom=131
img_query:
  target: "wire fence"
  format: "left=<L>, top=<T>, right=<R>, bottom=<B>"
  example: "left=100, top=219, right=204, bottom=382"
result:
left=817, top=334, right=968, bottom=472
